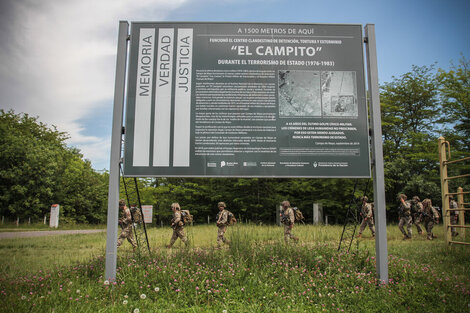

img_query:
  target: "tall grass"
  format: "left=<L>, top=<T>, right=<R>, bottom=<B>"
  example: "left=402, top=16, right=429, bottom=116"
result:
left=0, top=224, right=469, bottom=312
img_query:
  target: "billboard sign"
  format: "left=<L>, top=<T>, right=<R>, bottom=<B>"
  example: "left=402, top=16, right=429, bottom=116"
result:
left=141, top=205, right=153, bottom=223
left=124, top=22, right=370, bottom=177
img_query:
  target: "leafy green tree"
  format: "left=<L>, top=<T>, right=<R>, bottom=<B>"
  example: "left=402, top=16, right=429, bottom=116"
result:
left=0, top=110, right=67, bottom=220
left=438, top=56, right=470, bottom=151
left=381, top=65, right=440, bottom=153
left=0, top=110, right=108, bottom=223
left=380, top=65, right=443, bottom=214
left=437, top=56, right=470, bottom=202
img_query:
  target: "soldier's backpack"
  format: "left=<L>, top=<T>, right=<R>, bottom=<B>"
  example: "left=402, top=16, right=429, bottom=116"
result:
left=216, top=210, right=237, bottom=226
left=227, top=210, right=237, bottom=226
left=293, top=207, right=305, bottom=223
left=281, top=207, right=305, bottom=224
left=181, top=210, right=193, bottom=225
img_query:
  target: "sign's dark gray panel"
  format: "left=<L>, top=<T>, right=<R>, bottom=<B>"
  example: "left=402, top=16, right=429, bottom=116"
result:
left=124, top=22, right=370, bottom=177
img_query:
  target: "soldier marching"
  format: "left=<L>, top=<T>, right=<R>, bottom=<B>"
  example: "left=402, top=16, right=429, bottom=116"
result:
left=357, top=196, right=375, bottom=238
left=280, top=200, right=299, bottom=244
left=167, top=203, right=189, bottom=248
left=117, top=199, right=137, bottom=250
left=398, top=194, right=413, bottom=240
left=215, top=201, right=235, bottom=248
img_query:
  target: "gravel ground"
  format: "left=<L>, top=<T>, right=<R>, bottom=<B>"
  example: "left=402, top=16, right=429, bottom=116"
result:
left=0, top=229, right=105, bottom=239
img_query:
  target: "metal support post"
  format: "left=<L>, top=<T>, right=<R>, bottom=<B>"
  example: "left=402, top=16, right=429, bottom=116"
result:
left=105, top=21, right=129, bottom=281
left=365, top=24, right=388, bottom=283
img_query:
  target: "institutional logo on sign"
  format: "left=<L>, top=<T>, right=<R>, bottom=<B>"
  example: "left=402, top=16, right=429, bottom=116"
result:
left=243, top=162, right=257, bottom=167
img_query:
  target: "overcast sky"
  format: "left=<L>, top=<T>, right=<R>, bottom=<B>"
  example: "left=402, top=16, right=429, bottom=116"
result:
left=1, top=0, right=469, bottom=171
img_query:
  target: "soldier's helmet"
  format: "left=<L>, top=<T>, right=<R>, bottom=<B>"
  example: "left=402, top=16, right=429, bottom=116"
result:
left=412, top=196, right=420, bottom=202
left=422, top=198, right=432, bottom=207
left=171, top=203, right=181, bottom=210
left=448, top=195, right=454, bottom=200
left=218, top=202, right=226, bottom=208
left=119, top=199, right=126, bottom=208
left=281, top=200, right=290, bottom=208
left=398, top=193, right=407, bottom=201
left=360, top=196, right=368, bottom=202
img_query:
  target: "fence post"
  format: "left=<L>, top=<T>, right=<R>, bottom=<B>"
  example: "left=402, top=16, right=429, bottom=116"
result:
left=457, top=187, right=465, bottom=238
left=1, top=216, right=4, bottom=225
left=16, top=217, right=19, bottom=227
left=438, top=137, right=451, bottom=244
left=207, top=215, right=210, bottom=224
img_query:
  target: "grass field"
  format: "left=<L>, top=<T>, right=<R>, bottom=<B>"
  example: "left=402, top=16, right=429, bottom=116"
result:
left=0, top=224, right=469, bottom=312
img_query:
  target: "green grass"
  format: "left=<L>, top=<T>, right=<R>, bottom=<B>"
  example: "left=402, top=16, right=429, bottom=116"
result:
left=0, top=224, right=469, bottom=312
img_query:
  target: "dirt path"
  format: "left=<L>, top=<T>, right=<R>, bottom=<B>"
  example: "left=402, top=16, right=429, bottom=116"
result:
left=0, top=229, right=105, bottom=239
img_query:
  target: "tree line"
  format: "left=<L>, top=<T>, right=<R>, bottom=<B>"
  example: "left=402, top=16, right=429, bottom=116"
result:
left=1, top=57, right=468, bottom=225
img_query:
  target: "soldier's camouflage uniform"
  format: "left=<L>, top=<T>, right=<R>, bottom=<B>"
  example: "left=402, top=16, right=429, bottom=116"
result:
left=216, top=209, right=230, bottom=247
left=358, top=202, right=375, bottom=236
left=411, top=200, right=424, bottom=234
left=168, top=210, right=188, bottom=247
left=117, top=206, right=137, bottom=249
left=281, top=206, right=298, bottom=243
left=422, top=199, right=439, bottom=240
left=398, top=200, right=413, bottom=239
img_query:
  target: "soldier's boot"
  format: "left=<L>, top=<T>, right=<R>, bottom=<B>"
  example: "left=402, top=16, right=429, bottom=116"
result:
left=427, top=235, right=433, bottom=240
left=292, top=236, right=299, bottom=242
left=356, top=233, right=362, bottom=238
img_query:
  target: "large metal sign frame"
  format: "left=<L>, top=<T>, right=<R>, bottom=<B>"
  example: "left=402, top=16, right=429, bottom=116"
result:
left=105, top=21, right=388, bottom=283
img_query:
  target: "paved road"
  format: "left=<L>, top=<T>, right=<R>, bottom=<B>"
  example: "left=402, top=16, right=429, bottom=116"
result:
left=0, top=229, right=106, bottom=239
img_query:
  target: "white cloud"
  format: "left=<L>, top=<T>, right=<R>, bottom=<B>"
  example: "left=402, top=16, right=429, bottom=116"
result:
left=0, top=0, right=187, bottom=169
